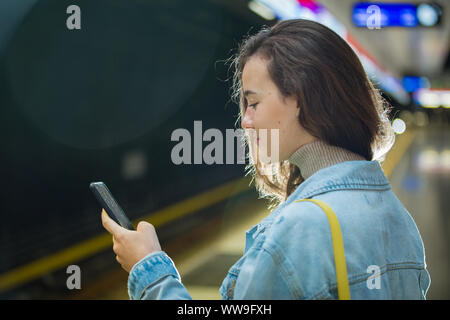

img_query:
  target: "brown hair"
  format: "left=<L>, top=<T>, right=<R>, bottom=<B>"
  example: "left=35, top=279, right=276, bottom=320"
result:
left=230, top=19, right=395, bottom=207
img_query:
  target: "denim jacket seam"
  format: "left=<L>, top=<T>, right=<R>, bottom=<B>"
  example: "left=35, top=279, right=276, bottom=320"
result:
left=261, top=241, right=304, bottom=299
left=349, top=261, right=424, bottom=284
left=222, top=241, right=277, bottom=300
left=137, top=274, right=177, bottom=300
left=310, top=287, right=334, bottom=300
left=228, top=237, right=267, bottom=282
left=347, top=262, right=424, bottom=282
left=137, top=270, right=181, bottom=297
left=306, top=269, right=374, bottom=299
left=129, top=251, right=173, bottom=275
left=386, top=261, right=425, bottom=270
left=308, top=262, right=425, bottom=299
left=346, top=262, right=425, bottom=286
left=308, top=268, right=384, bottom=299
left=300, top=183, right=391, bottom=199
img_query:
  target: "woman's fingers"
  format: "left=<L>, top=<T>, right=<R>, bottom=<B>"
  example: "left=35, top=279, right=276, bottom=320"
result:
left=100, top=210, right=162, bottom=272
left=137, top=220, right=154, bottom=233
left=101, top=209, right=125, bottom=237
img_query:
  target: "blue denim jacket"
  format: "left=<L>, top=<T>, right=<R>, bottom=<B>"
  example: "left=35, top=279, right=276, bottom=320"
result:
left=127, top=160, right=431, bottom=299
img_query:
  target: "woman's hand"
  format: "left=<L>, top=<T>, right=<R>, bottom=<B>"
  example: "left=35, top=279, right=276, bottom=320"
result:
left=101, top=209, right=162, bottom=272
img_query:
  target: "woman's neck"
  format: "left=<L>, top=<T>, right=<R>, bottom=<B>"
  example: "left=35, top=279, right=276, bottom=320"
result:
left=288, top=140, right=366, bottom=180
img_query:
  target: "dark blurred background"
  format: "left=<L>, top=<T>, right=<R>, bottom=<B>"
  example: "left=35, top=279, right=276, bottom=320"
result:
left=0, top=0, right=448, bottom=299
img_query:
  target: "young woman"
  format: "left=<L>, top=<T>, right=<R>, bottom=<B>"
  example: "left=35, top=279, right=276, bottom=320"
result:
left=101, top=19, right=430, bottom=299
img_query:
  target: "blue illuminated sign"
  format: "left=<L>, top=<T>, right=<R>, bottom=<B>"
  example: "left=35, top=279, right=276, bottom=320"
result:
left=402, top=76, right=429, bottom=93
left=353, top=2, right=418, bottom=28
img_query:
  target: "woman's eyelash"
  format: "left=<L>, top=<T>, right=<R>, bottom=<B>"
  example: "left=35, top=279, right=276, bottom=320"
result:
left=249, top=103, right=258, bottom=108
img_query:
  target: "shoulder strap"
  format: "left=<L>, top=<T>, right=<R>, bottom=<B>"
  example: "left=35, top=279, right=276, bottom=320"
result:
left=294, top=199, right=351, bottom=300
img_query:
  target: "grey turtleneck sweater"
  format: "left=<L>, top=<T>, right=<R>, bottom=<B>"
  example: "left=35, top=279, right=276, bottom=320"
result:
left=288, top=140, right=366, bottom=180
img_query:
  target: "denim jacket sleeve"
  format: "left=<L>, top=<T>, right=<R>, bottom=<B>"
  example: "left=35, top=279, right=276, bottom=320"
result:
left=127, top=251, right=192, bottom=300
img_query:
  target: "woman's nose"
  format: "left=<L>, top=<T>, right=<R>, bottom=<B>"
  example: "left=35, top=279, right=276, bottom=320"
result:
left=241, top=109, right=254, bottom=129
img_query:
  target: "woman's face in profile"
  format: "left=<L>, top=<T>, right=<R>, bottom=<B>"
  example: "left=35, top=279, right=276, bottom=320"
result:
left=241, top=55, right=314, bottom=162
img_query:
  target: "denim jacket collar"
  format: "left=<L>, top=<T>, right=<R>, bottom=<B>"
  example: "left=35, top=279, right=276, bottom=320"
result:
left=286, top=160, right=390, bottom=203
left=245, top=160, right=391, bottom=247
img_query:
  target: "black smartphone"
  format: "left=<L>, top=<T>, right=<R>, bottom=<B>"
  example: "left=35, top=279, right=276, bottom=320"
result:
left=90, top=181, right=134, bottom=230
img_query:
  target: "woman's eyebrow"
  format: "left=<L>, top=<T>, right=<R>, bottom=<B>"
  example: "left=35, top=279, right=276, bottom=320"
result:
left=244, top=90, right=257, bottom=97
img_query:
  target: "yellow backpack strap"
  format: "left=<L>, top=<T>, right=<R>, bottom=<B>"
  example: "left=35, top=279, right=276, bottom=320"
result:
left=295, top=199, right=351, bottom=300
